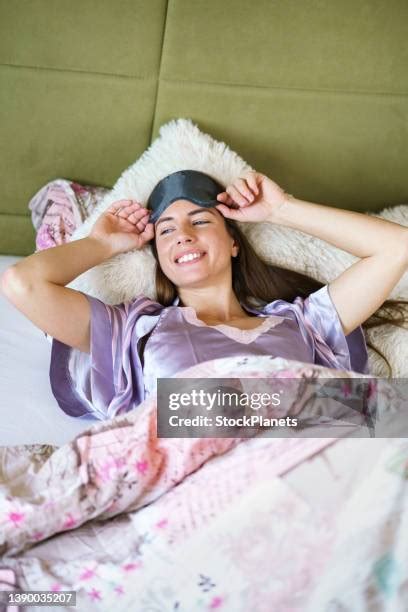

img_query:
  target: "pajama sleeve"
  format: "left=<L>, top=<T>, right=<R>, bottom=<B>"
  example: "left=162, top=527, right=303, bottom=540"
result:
left=294, top=284, right=369, bottom=374
left=49, top=292, right=164, bottom=420
left=260, top=284, right=369, bottom=374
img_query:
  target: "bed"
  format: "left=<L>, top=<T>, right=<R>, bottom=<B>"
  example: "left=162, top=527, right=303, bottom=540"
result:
left=0, top=351, right=406, bottom=609
left=1, top=1, right=407, bottom=610
left=1, top=261, right=407, bottom=609
left=0, top=255, right=97, bottom=446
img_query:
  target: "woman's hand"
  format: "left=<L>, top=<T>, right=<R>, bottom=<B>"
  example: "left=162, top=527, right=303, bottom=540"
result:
left=215, top=171, right=290, bottom=223
left=89, top=200, right=154, bottom=256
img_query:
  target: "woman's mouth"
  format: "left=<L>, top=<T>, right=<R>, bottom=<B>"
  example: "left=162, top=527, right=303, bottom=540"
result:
left=175, top=251, right=206, bottom=265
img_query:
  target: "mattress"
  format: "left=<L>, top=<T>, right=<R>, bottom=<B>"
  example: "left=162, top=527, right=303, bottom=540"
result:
left=0, top=255, right=95, bottom=446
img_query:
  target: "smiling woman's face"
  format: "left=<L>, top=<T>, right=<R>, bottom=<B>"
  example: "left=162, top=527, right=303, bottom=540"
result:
left=153, top=199, right=238, bottom=289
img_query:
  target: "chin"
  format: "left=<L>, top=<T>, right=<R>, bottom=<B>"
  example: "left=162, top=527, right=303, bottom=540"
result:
left=175, top=273, right=211, bottom=288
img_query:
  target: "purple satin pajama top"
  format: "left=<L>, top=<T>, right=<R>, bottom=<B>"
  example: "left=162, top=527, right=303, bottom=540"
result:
left=49, top=285, right=369, bottom=420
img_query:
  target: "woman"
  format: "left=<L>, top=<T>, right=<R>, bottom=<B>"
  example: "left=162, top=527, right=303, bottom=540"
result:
left=1, top=169, right=407, bottom=420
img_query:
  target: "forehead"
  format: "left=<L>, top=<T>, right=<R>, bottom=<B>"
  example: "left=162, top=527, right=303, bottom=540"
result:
left=155, top=199, right=219, bottom=223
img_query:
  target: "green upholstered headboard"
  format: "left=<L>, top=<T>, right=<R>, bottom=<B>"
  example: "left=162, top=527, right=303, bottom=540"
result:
left=1, top=0, right=407, bottom=255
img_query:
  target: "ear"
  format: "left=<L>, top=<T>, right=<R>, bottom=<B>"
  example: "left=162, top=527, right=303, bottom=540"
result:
left=232, top=240, right=239, bottom=258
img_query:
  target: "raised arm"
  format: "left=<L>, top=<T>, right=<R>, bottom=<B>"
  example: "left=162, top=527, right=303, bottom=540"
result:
left=0, top=199, right=154, bottom=352
left=216, top=171, right=408, bottom=335
left=0, top=236, right=111, bottom=353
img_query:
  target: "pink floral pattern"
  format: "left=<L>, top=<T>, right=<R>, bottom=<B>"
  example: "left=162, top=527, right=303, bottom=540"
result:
left=1, top=356, right=407, bottom=609
left=28, top=178, right=108, bottom=251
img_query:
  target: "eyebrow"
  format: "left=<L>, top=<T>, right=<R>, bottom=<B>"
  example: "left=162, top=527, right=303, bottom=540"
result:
left=156, top=207, right=217, bottom=227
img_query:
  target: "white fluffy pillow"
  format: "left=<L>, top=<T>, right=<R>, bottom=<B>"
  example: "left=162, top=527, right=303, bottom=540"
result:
left=68, top=118, right=408, bottom=377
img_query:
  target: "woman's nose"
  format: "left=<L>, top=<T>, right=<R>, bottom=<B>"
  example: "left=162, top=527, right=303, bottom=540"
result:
left=176, top=228, right=195, bottom=244
left=177, top=235, right=193, bottom=245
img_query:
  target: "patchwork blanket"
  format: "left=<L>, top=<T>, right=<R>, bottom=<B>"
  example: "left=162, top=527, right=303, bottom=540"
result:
left=1, top=356, right=407, bottom=611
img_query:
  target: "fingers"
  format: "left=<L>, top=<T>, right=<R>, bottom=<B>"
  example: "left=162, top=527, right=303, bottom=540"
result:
left=130, top=215, right=147, bottom=233
left=139, top=222, right=155, bottom=244
left=226, top=184, right=252, bottom=207
left=215, top=204, right=240, bottom=220
left=107, top=199, right=146, bottom=217
left=236, top=178, right=256, bottom=202
left=127, top=207, right=150, bottom=226
left=107, top=199, right=135, bottom=213
left=216, top=192, right=234, bottom=205
left=217, top=173, right=260, bottom=209
left=108, top=200, right=151, bottom=228
left=245, top=172, right=260, bottom=196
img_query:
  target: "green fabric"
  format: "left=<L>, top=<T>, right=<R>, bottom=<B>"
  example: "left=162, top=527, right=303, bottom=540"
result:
left=1, top=0, right=407, bottom=254
left=0, top=0, right=166, bottom=255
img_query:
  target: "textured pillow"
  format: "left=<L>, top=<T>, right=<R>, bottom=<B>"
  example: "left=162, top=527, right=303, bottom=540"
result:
left=68, top=118, right=408, bottom=376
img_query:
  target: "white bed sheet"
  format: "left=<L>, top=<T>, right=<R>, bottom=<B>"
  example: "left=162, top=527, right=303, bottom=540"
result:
left=0, top=255, right=95, bottom=446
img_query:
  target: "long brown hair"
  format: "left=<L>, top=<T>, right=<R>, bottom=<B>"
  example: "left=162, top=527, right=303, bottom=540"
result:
left=150, top=219, right=408, bottom=374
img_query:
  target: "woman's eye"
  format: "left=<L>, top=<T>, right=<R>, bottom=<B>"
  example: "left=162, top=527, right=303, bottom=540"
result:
left=160, top=219, right=210, bottom=236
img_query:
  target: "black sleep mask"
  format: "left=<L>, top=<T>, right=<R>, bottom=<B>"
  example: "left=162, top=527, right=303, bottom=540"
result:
left=146, top=169, right=225, bottom=223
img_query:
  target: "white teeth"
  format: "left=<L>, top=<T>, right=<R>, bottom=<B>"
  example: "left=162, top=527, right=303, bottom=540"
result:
left=177, top=252, right=203, bottom=264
